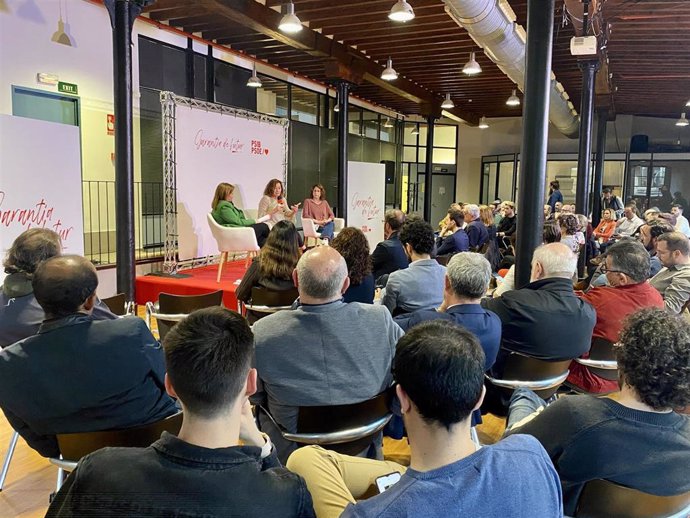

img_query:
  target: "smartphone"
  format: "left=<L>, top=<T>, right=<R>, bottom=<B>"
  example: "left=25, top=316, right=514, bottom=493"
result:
left=375, top=472, right=402, bottom=494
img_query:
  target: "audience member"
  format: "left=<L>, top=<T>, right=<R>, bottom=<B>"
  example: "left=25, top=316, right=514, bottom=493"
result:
left=558, top=214, right=580, bottom=254
left=492, top=199, right=503, bottom=226
left=394, top=253, right=501, bottom=371
left=480, top=204, right=501, bottom=270
left=644, top=207, right=660, bottom=223
left=211, top=182, right=270, bottom=246
left=493, top=223, right=561, bottom=298
left=505, top=308, right=690, bottom=516
left=639, top=220, right=674, bottom=277
left=543, top=204, right=553, bottom=221
left=438, top=203, right=463, bottom=237
left=614, top=203, right=644, bottom=238
left=302, top=183, right=335, bottom=240
left=496, top=201, right=517, bottom=245
left=601, top=187, right=624, bottom=218
left=287, top=321, right=563, bottom=518
left=0, top=256, right=177, bottom=457
left=435, top=208, right=469, bottom=256
left=0, top=229, right=116, bottom=348
left=672, top=190, right=688, bottom=211
left=671, top=204, right=690, bottom=237
left=331, top=227, right=375, bottom=304
left=236, top=221, right=300, bottom=312
left=547, top=180, right=562, bottom=214
left=252, top=247, right=403, bottom=461
left=46, top=307, right=316, bottom=518
left=371, top=209, right=407, bottom=281
left=463, top=204, right=489, bottom=251
left=592, top=209, right=616, bottom=243
left=483, top=243, right=596, bottom=381
left=567, top=240, right=664, bottom=393
left=381, top=219, right=446, bottom=315
left=650, top=231, right=690, bottom=314
left=258, top=178, right=300, bottom=229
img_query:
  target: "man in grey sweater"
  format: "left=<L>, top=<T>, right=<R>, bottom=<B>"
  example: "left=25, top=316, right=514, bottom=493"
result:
left=252, top=247, right=404, bottom=462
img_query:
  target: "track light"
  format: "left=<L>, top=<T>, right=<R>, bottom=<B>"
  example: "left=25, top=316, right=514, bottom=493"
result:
left=478, top=116, right=489, bottom=129
left=246, top=63, right=261, bottom=88
left=383, top=117, right=394, bottom=128
left=441, top=93, right=454, bottom=109
left=506, top=89, right=520, bottom=107
left=411, top=125, right=419, bottom=135
left=381, top=57, right=398, bottom=81
left=388, top=0, right=415, bottom=22
left=279, top=2, right=302, bottom=33
left=462, top=51, right=481, bottom=76
left=677, top=113, right=689, bottom=127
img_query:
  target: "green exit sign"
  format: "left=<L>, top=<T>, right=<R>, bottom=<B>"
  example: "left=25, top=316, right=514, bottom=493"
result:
left=58, top=81, right=78, bottom=95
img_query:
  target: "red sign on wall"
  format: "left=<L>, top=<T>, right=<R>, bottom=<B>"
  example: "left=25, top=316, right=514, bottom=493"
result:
left=107, top=114, right=115, bottom=136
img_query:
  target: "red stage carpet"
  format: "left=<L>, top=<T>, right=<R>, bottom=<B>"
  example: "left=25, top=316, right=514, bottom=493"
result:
left=135, top=261, right=247, bottom=310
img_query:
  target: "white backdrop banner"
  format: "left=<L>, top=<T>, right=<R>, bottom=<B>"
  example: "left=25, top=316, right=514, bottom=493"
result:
left=174, top=103, right=287, bottom=261
left=0, top=115, right=84, bottom=282
left=347, top=161, right=386, bottom=252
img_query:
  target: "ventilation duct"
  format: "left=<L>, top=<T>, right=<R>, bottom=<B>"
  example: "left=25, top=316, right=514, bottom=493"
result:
left=443, top=0, right=580, bottom=138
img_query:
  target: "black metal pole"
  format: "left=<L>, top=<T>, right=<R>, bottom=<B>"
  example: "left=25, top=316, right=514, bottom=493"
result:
left=515, top=0, right=555, bottom=289
left=105, top=0, right=142, bottom=302
left=424, top=116, right=435, bottom=222
left=336, top=81, right=350, bottom=221
left=575, top=60, right=599, bottom=216
left=591, top=109, right=608, bottom=227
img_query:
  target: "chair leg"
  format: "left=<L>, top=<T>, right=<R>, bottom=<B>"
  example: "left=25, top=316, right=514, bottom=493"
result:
left=0, top=431, right=19, bottom=491
left=217, top=252, right=227, bottom=283
left=55, top=466, right=65, bottom=492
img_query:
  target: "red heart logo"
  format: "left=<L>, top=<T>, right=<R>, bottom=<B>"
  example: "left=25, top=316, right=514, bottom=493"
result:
left=264, top=148, right=269, bottom=155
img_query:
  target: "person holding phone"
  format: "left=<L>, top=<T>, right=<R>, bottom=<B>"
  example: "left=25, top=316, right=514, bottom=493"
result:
left=287, top=321, right=562, bottom=518
left=258, top=178, right=300, bottom=229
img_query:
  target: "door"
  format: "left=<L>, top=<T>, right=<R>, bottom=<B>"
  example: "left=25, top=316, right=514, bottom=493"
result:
left=12, top=86, right=80, bottom=126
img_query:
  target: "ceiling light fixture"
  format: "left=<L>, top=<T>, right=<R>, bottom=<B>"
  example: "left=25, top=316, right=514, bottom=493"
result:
left=478, top=116, right=489, bottom=129
left=441, top=93, right=454, bottom=109
left=676, top=113, right=689, bottom=127
left=279, top=2, right=302, bottom=33
left=506, top=89, right=520, bottom=107
left=686, top=99, right=690, bottom=107
left=411, top=125, right=419, bottom=135
left=381, top=57, right=398, bottom=81
left=246, top=63, right=262, bottom=88
left=388, top=0, right=415, bottom=22
left=462, top=51, right=481, bottom=76
left=383, top=117, right=394, bottom=128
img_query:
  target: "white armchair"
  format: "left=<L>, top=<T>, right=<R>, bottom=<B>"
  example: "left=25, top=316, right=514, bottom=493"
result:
left=301, top=218, right=321, bottom=247
left=207, top=213, right=260, bottom=282
left=334, top=218, right=345, bottom=236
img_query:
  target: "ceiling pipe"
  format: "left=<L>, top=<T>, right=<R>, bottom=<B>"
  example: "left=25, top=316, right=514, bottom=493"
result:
left=443, top=0, right=580, bottom=138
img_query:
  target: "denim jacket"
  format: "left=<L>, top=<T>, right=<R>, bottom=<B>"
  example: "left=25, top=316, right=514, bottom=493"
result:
left=46, top=432, right=315, bottom=518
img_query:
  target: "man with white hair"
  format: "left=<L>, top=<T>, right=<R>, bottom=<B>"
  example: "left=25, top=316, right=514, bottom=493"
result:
left=482, top=243, right=596, bottom=380
left=252, top=247, right=404, bottom=462
left=394, top=253, right=501, bottom=372
left=463, top=204, right=489, bottom=250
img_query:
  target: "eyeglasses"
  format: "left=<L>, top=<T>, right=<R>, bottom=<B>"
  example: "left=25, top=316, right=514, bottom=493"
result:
left=600, top=263, right=627, bottom=276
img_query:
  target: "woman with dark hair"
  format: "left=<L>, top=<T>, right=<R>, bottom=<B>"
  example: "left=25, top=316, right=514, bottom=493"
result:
left=235, top=221, right=300, bottom=309
left=211, top=182, right=270, bottom=246
left=547, top=180, right=563, bottom=213
left=258, top=178, right=300, bottom=229
left=331, top=227, right=375, bottom=304
left=302, top=184, right=335, bottom=241
left=558, top=214, right=580, bottom=254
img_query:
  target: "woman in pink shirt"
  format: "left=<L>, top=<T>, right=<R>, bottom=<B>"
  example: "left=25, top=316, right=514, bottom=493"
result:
left=302, top=184, right=335, bottom=240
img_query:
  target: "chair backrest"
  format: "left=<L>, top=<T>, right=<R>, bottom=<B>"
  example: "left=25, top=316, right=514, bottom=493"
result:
left=101, top=293, right=127, bottom=316
left=302, top=218, right=320, bottom=238
left=251, top=286, right=298, bottom=307
left=575, top=479, right=690, bottom=518
left=489, top=352, right=571, bottom=399
left=206, top=213, right=259, bottom=252
left=156, top=290, right=224, bottom=341
left=57, top=412, right=183, bottom=462
left=284, top=390, right=393, bottom=455
left=435, top=254, right=452, bottom=266
left=576, top=338, right=618, bottom=381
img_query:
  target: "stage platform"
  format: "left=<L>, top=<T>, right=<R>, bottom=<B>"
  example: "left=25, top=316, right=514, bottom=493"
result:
left=135, top=261, right=247, bottom=310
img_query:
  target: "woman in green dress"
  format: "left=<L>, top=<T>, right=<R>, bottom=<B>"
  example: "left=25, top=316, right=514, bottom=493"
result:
left=211, top=182, right=271, bottom=246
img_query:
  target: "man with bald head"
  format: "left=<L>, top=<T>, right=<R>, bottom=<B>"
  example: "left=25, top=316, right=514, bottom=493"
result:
left=252, top=247, right=404, bottom=461
left=0, top=255, right=177, bottom=457
left=482, top=243, right=596, bottom=380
